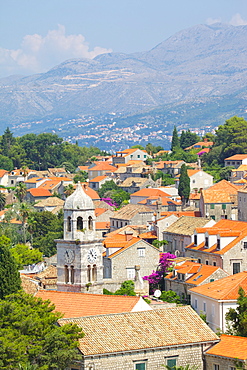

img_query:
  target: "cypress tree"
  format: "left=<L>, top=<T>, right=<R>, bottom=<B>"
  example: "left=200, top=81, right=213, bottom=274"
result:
left=178, top=164, right=190, bottom=205
left=171, top=126, right=179, bottom=151
left=0, top=236, right=21, bottom=299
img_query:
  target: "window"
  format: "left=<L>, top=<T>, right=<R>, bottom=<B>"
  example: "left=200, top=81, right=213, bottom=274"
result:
left=71, top=266, right=74, bottom=284
left=213, top=365, right=219, bottom=370
left=211, top=215, right=215, bottom=220
left=137, top=155, right=140, bottom=158
left=216, top=239, right=220, bottom=250
left=213, top=261, right=216, bottom=266
left=67, top=217, right=71, bottom=232
left=210, top=204, right=215, bottom=209
left=203, top=302, right=207, bottom=312
left=205, top=237, right=209, bottom=248
left=135, top=362, right=146, bottom=370
left=138, top=248, right=145, bottom=257
left=233, top=262, right=240, bottom=275
left=222, top=204, right=226, bottom=210
left=144, top=155, right=146, bottom=158
left=87, top=265, right=91, bottom=282
left=229, top=366, right=236, bottom=370
left=77, top=217, right=83, bottom=231
left=244, top=242, right=247, bottom=249
left=65, top=266, right=69, bottom=284
left=194, top=298, right=198, bottom=309
left=92, top=264, right=97, bottom=281
left=198, top=258, right=201, bottom=263
left=167, top=357, right=177, bottom=368
left=205, top=260, right=209, bottom=265
left=88, top=216, right=93, bottom=230
left=127, top=268, right=135, bottom=279
left=194, top=235, right=197, bottom=245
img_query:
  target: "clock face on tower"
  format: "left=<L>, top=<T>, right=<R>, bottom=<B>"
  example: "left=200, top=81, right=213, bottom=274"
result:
left=87, top=248, right=97, bottom=264
left=64, top=249, right=75, bottom=264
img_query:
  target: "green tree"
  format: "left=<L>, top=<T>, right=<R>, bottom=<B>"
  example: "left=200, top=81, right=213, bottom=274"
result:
left=73, top=171, right=88, bottom=183
left=178, top=164, right=190, bottom=205
left=0, top=235, right=21, bottom=299
left=111, top=189, right=130, bottom=207
left=180, top=130, right=200, bottom=149
left=98, top=180, right=119, bottom=198
left=15, top=182, right=27, bottom=202
left=115, top=280, right=136, bottom=296
left=171, top=126, right=180, bottom=152
left=0, top=154, right=14, bottom=171
left=225, top=286, right=247, bottom=337
left=0, top=192, right=6, bottom=210
left=10, top=244, right=43, bottom=269
left=160, top=290, right=181, bottom=304
left=64, top=184, right=75, bottom=197
left=1, top=127, right=16, bottom=157
left=0, top=292, right=83, bottom=369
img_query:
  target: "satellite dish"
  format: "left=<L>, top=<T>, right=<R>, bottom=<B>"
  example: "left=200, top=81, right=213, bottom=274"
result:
left=154, top=289, right=161, bottom=298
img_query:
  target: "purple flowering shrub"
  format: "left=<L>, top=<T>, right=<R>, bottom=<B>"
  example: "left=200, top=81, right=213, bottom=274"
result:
left=101, top=197, right=119, bottom=208
left=143, top=252, right=176, bottom=291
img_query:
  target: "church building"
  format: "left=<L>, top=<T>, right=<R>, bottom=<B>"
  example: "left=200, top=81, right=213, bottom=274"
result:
left=56, top=183, right=104, bottom=294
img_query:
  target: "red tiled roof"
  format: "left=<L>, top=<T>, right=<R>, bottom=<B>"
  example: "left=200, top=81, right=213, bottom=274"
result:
left=89, top=163, right=116, bottom=171
left=206, top=334, right=247, bottom=360
left=27, top=188, right=52, bottom=197
left=225, top=154, right=247, bottom=161
left=96, top=221, right=110, bottom=229
left=89, top=176, right=107, bottom=182
left=131, top=188, right=170, bottom=197
left=189, top=271, right=247, bottom=299
left=0, top=169, right=8, bottom=177
left=35, top=290, right=141, bottom=318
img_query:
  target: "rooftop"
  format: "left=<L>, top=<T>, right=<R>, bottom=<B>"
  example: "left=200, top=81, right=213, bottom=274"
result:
left=205, top=334, right=247, bottom=360
left=189, top=271, right=247, bottom=300
left=112, top=203, right=153, bottom=220
left=164, top=216, right=212, bottom=236
left=36, top=290, right=142, bottom=318
left=58, top=306, right=218, bottom=356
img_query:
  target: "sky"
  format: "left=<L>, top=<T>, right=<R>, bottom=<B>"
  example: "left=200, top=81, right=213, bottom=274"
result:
left=1, top=0, right=247, bottom=78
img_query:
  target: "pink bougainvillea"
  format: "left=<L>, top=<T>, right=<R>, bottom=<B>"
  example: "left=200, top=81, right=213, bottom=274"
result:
left=143, top=252, right=176, bottom=287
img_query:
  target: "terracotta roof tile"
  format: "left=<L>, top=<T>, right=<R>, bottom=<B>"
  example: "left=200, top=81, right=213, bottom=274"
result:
left=189, top=271, right=247, bottom=299
left=131, top=188, right=170, bottom=197
left=206, top=334, right=247, bottom=360
left=112, top=204, right=153, bottom=220
left=58, top=306, right=219, bottom=356
left=225, top=154, right=247, bottom=161
left=36, top=290, right=142, bottom=318
left=89, top=175, right=107, bottom=182
left=164, top=216, right=212, bottom=236
left=89, top=163, right=116, bottom=171
left=27, top=188, right=52, bottom=197
left=96, top=221, right=110, bottom=229
left=0, top=169, right=8, bottom=177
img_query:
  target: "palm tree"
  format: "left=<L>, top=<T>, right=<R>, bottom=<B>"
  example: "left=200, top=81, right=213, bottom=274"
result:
left=15, top=182, right=27, bottom=202
left=0, top=192, right=6, bottom=210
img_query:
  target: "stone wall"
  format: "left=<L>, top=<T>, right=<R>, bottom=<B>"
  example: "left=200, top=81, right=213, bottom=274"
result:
left=205, top=354, right=247, bottom=370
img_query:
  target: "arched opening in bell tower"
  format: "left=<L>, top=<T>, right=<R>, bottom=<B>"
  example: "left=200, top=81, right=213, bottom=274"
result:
left=77, top=216, right=84, bottom=231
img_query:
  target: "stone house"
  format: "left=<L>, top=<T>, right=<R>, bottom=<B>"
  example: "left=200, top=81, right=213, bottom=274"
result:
left=0, top=169, right=9, bottom=186
left=154, top=214, right=179, bottom=240
left=189, top=271, right=247, bottom=332
left=224, top=154, right=247, bottom=168
left=130, top=188, right=172, bottom=204
left=113, top=162, right=150, bottom=182
left=164, top=261, right=228, bottom=303
left=47, top=167, right=67, bottom=177
left=88, top=162, right=117, bottom=181
left=112, top=148, right=151, bottom=166
left=88, top=175, right=112, bottom=191
left=157, top=160, right=185, bottom=176
left=103, top=235, right=160, bottom=292
left=25, top=188, right=52, bottom=203
left=205, top=334, right=247, bottom=370
left=186, top=169, right=213, bottom=191
left=237, top=185, right=247, bottom=221
left=58, top=306, right=219, bottom=370
left=110, top=203, right=154, bottom=231
left=199, top=180, right=239, bottom=221
left=138, top=196, right=182, bottom=214
left=163, top=216, right=215, bottom=255
left=185, top=219, right=247, bottom=275
left=230, top=164, right=247, bottom=182
left=119, top=176, right=156, bottom=194
left=34, top=197, right=64, bottom=213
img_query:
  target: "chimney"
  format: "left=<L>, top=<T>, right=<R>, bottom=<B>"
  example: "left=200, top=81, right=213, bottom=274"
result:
left=125, top=231, right=133, bottom=241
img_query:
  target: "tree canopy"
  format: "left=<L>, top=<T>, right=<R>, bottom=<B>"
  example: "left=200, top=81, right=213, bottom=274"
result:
left=226, top=286, right=247, bottom=337
left=178, top=164, right=190, bottom=204
left=0, top=236, right=21, bottom=299
left=0, top=292, right=83, bottom=369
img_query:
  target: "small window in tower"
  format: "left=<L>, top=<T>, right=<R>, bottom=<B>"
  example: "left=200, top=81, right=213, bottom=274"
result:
left=88, top=216, right=93, bottom=230
left=77, top=216, right=83, bottom=231
left=87, top=265, right=91, bottom=282
left=67, top=216, right=71, bottom=232
left=71, top=266, right=74, bottom=284
left=65, top=265, right=69, bottom=284
left=92, top=264, right=97, bottom=281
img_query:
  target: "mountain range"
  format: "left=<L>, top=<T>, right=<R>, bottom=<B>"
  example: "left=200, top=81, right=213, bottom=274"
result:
left=1, top=23, right=247, bottom=149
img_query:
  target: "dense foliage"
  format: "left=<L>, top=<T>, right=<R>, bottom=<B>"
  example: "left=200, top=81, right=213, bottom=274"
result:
left=226, top=286, right=247, bottom=337
left=0, top=129, right=105, bottom=171
left=98, top=180, right=130, bottom=207
left=0, top=292, right=83, bottom=369
left=103, top=280, right=136, bottom=296
left=0, top=236, right=21, bottom=299
left=178, top=164, right=190, bottom=204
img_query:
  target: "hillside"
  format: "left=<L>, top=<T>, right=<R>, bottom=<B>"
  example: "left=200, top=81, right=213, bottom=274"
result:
left=1, top=23, right=247, bottom=149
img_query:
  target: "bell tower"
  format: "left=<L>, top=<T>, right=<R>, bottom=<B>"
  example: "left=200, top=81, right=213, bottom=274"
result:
left=56, top=183, right=103, bottom=293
